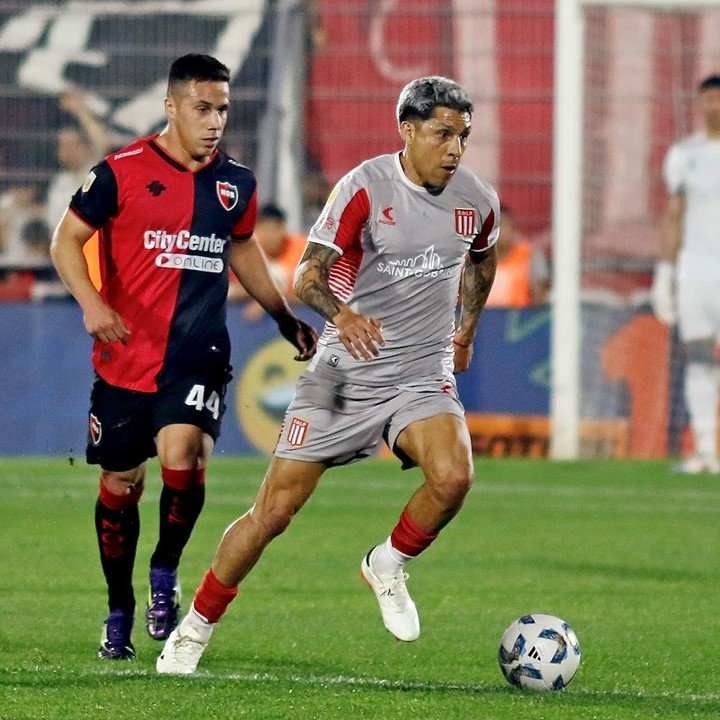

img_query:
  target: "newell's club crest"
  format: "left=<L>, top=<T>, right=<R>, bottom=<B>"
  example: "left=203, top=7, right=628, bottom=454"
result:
left=89, top=413, right=102, bottom=446
left=216, top=181, right=239, bottom=211
left=454, top=208, right=477, bottom=238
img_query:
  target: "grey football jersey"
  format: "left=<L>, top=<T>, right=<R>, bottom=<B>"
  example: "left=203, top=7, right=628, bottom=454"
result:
left=305, top=152, right=500, bottom=387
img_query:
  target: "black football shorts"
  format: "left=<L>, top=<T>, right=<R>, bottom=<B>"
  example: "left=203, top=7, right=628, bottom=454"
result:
left=86, top=365, right=232, bottom=472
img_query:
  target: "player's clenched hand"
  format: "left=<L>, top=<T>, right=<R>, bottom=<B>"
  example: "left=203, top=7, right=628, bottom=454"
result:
left=333, top=306, right=385, bottom=362
left=452, top=338, right=473, bottom=373
left=83, top=301, right=131, bottom=344
left=275, top=313, right=319, bottom=361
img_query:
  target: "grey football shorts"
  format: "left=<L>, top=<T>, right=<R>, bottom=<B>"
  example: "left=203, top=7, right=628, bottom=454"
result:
left=274, top=372, right=466, bottom=468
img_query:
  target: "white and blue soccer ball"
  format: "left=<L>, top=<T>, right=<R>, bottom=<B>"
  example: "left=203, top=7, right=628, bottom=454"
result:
left=498, top=613, right=581, bottom=691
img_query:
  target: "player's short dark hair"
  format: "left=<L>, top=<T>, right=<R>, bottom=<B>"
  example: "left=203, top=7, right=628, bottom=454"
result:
left=258, top=203, right=287, bottom=223
left=396, top=76, right=473, bottom=123
left=168, top=54, right=230, bottom=90
left=699, top=74, right=720, bottom=92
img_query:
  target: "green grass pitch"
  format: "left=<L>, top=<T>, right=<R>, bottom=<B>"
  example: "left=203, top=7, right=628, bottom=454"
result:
left=0, top=456, right=718, bottom=719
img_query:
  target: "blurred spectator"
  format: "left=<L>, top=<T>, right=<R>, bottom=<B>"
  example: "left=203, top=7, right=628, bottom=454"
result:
left=45, top=91, right=113, bottom=292
left=228, top=202, right=306, bottom=319
left=24, top=219, right=69, bottom=301
left=45, top=90, right=112, bottom=232
left=0, top=267, right=34, bottom=301
left=301, top=168, right=330, bottom=231
left=486, top=205, right=550, bottom=308
left=0, top=218, right=65, bottom=301
left=0, top=185, right=45, bottom=265
left=19, top=219, right=51, bottom=266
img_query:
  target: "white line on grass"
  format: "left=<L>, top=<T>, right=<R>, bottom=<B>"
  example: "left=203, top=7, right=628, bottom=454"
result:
left=22, top=666, right=720, bottom=703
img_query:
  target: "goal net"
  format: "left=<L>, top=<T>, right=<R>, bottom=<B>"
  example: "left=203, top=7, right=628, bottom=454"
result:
left=552, top=0, right=720, bottom=458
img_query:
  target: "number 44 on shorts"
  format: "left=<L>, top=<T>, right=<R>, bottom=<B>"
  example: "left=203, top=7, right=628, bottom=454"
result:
left=184, top=384, right=220, bottom=420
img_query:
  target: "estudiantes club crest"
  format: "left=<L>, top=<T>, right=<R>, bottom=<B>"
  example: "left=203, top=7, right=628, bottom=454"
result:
left=454, top=208, right=477, bottom=238
left=216, top=181, right=239, bottom=211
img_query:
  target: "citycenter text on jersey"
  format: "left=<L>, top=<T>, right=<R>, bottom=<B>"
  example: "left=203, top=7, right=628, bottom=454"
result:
left=144, top=229, right=227, bottom=254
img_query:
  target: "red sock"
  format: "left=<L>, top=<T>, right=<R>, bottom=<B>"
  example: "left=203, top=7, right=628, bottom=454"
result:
left=193, top=569, right=238, bottom=623
left=390, top=508, right=439, bottom=557
left=151, top=467, right=205, bottom=569
left=161, top=466, right=205, bottom=490
left=99, top=479, right=144, bottom=510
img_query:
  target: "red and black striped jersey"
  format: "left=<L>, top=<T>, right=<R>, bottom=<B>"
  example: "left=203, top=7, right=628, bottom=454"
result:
left=70, top=134, right=257, bottom=392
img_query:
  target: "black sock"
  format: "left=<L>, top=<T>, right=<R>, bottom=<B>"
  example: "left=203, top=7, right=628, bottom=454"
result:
left=95, top=498, right=140, bottom=613
left=150, top=485, right=205, bottom=570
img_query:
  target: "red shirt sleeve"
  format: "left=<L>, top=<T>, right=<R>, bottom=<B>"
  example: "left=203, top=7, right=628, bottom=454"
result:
left=332, top=188, right=370, bottom=253
left=231, top=187, right=257, bottom=240
left=470, top=208, right=496, bottom=253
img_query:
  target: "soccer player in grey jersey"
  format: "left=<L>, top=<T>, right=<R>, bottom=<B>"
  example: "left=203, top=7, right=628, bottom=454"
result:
left=157, top=76, right=499, bottom=674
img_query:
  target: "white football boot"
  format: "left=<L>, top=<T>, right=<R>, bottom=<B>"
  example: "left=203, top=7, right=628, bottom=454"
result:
left=156, top=606, right=215, bottom=675
left=360, top=550, right=420, bottom=642
left=671, top=455, right=720, bottom=475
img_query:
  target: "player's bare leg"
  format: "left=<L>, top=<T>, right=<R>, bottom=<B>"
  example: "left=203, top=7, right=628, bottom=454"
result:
left=146, top=425, right=214, bottom=641
left=212, top=456, right=326, bottom=585
left=96, top=464, right=146, bottom=660
left=395, top=414, right=474, bottom=532
left=361, top=414, right=473, bottom=641
left=157, top=457, right=325, bottom=674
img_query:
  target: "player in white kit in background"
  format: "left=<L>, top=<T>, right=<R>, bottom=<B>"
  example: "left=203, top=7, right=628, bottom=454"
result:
left=156, top=76, right=500, bottom=674
left=652, top=74, right=720, bottom=474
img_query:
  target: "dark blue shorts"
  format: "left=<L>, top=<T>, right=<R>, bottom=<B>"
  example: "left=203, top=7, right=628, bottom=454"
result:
left=86, top=365, right=232, bottom=472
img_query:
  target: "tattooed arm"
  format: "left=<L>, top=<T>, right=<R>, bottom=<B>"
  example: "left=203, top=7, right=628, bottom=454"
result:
left=294, top=242, right=384, bottom=361
left=293, top=243, right=343, bottom=321
left=453, top=245, right=497, bottom=373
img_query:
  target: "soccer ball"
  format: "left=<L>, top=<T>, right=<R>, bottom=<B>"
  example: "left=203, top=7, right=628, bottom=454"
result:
left=498, top=613, right=581, bottom=691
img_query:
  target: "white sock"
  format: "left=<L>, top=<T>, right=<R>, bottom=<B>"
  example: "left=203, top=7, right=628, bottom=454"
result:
left=370, top=537, right=413, bottom=578
left=685, top=362, right=719, bottom=459
left=189, top=603, right=214, bottom=626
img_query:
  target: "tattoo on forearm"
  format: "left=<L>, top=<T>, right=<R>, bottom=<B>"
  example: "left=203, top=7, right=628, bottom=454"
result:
left=294, top=244, right=342, bottom=321
left=458, top=250, right=497, bottom=337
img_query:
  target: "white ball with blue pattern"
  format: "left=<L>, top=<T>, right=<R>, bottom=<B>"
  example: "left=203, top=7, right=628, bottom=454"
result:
left=498, top=613, right=581, bottom=691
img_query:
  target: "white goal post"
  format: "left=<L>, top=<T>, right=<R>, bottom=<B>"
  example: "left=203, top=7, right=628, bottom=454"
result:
left=551, top=0, right=720, bottom=459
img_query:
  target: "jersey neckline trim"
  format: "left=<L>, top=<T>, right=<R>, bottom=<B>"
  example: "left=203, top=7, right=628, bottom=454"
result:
left=393, top=152, right=427, bottom=193
left=147, top=137, right=218, bottom=174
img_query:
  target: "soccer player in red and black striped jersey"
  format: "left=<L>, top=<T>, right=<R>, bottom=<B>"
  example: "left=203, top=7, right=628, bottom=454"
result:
left=51, top=54, right=317, bottom=661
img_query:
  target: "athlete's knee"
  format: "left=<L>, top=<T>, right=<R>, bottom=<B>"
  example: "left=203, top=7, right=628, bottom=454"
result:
left=161, top=444, right=207, bottom=470
left=427, top=461, right=474, bottom=510
left=157, top=427, right=213, bottom=470
left=260, top=504, right=296, bottom=539
left=251, top=494, right=300, bottom=540
left=99, top=466, right=145, bottom=505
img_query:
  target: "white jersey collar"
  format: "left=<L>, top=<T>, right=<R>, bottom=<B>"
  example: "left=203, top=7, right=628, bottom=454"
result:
left=394, top=152, right=428, bottom=193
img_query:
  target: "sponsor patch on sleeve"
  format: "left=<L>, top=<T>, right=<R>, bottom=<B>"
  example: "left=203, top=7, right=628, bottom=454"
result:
left=82, top=171, right=97, bottom=193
